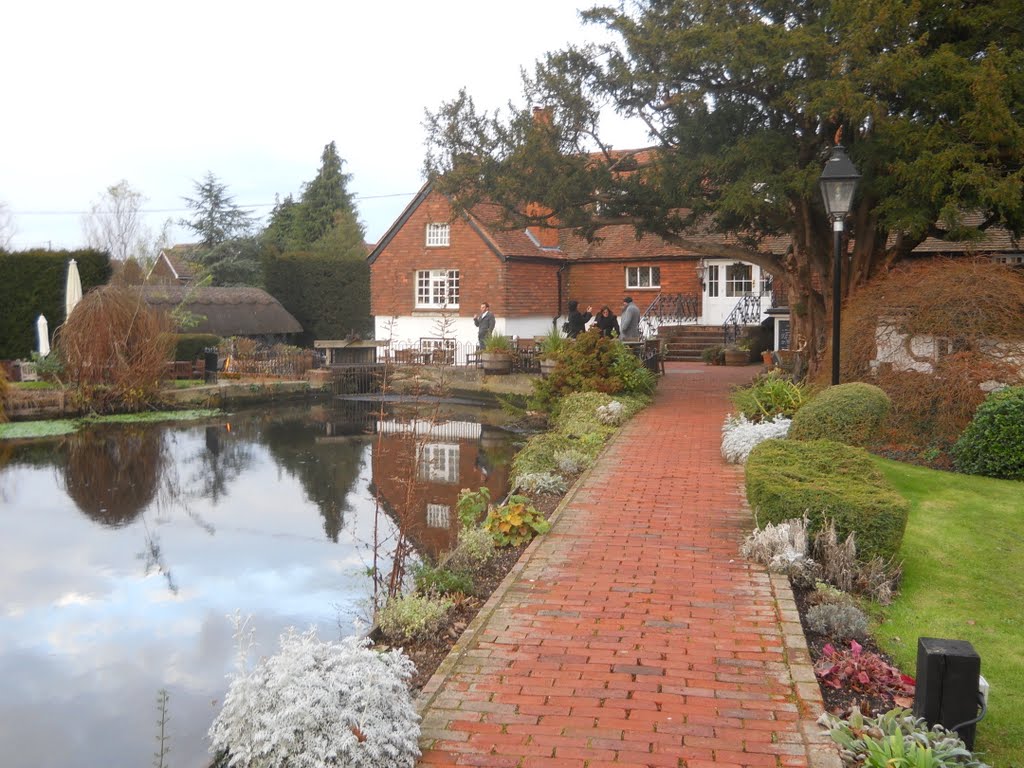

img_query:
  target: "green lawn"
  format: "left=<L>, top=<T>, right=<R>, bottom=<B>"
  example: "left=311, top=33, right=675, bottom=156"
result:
left=874, top=458, right=1023, bottom=767
left=0, top=409, right=221, bottom=440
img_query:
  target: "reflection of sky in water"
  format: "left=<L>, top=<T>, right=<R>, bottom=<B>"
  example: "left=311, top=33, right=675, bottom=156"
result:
left=0, top=416, right=403, bottom=768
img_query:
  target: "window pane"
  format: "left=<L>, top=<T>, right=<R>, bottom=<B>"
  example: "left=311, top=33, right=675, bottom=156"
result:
left=651, top=267, right=661, bottom=287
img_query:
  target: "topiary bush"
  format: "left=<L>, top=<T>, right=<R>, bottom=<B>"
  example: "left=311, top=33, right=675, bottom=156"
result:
left=788, top=382, right=891, bottom=447
left=209, top=625, right=420, bottom=768
left=951, top=385, right=1024, bottom=480
left=745, top=439, right=910, bottom=562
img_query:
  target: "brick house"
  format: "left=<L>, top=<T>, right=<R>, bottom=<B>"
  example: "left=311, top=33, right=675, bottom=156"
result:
left=367, top=182, right=789, bottom=357
left=148, top=244, right=200, bottom=285
left=368, top=182, right=1021, bottom=360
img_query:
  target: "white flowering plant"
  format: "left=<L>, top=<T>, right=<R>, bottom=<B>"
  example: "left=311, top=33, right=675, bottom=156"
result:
left=209, top=621, right=421, bottom=768
left=721, top=413, right=791, bottom=464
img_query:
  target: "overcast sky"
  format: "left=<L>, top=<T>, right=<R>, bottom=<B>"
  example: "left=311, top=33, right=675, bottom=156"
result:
left=1, top=0, right=650, bottom=252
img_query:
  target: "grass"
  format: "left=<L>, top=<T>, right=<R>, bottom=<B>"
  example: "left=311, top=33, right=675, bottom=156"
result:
left=0, top=409, right=222, bottom=440
left=874, top=458, right=1023, bottom=767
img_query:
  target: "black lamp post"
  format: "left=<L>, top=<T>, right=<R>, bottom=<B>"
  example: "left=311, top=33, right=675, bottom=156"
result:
left=818, top=144, right=860, bottom=385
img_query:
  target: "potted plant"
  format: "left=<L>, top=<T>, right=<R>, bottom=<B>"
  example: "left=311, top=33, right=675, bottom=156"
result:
left=701, top=345, right=724, bottom=366
left=537, top=328, right=567, bottom=376
left=480, top=334, right=513, bottom=374
left=723, top=337, right=753, bottom=366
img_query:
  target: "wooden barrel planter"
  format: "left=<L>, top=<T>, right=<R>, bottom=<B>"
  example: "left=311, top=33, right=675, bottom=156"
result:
left=723, top=348, right=750, bottom=366
left=539, top=358, right=557, bottom=377
left=481, top=352, right=513, bottom=375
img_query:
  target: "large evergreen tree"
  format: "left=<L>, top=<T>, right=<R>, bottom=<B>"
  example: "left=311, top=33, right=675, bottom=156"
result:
left=180, top=172, right=260, bottom=285
left=424, top=0, right=1024, bottom=373
left=263, top=142, right=365, bottom=255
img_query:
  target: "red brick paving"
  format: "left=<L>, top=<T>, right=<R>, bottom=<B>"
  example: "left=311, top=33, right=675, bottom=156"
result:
left=417, top=363, right=839, bottom=767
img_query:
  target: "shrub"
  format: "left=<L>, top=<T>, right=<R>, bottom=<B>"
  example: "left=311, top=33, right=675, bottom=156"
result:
left=821, top=707, right=989, bottom=768
left=517, top=471, right=568, bottom=495
left=721, top=414, right=792, bottom=464
left=805, top=602, right=869, bottom=641
left=745, top=439, right=910, bottom=562
left=445, top=527, right=497, bottom=573
left=173, top=333, right=220, bottom=362
left=788, top=383, right=891, bottom=447
left=531, top=330, right=655, bottom=411
left=483, top=495, right=551, bottom=547
left=377, top=593, right=454, bottom=643
left=413, top=564, right=474, bottom=596
left=554, top=448, right=590, bottom=476
left=810, top=581, right=854, bottom=607
left=209, top=626, right=420, bottom=768
left=951, top=385, right=1024, bottom=480
left=595, top=400, right=625, bottom=425
left=701, top=345, right=724, bottom=364
left=730, top=369, right=810, bottom=422
left=455, top=487, right=490, bottom=528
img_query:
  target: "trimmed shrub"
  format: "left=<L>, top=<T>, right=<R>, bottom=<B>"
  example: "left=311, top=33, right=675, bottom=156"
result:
left=805, top=602, right=869, bottom=641
left=721, top=414, right=791, bottom=464
left=745, top=439, right=909, bottom=562
left=788, top=382, right=891, bottom=447
left=952, top=385, right=1024, bottom=480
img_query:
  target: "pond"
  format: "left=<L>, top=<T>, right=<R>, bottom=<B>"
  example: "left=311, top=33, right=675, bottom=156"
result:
left=0, top=397, right=517, bottom=768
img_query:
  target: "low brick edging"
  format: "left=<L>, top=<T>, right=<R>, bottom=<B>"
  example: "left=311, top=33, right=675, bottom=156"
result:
left=770, top=573, right=843, bottom=768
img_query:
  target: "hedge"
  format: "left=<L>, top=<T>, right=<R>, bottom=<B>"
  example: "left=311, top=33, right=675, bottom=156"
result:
left=0, top=249, right=112, bottom=359
left=173, top=333, right=220, bottom=362
left=788, top=382, right=891, bottom=447
left=745, top=438, right=909, bottom=562
left=263, top=251, right=371, bottom=345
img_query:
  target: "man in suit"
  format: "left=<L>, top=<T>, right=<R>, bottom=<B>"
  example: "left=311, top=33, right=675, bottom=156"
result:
left=474, top=302, right=495, bottom=348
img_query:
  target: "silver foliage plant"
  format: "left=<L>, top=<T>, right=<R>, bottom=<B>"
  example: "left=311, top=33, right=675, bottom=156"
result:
left=740, top=515, right=814, bottom=574
left=721, top=414, right=792, bottom=464
left=596, top=400, right=626, bottom=426
left=517, top=471, right=569, bottom=495
left=209, top=619, right=420, bottom=768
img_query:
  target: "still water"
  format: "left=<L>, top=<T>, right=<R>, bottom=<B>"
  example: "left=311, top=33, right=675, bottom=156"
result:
left=0, top=399, right=514, bottom=768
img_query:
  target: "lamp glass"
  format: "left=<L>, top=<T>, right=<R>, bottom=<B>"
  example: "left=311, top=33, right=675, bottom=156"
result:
left=818, top=145, right=861, bottom=219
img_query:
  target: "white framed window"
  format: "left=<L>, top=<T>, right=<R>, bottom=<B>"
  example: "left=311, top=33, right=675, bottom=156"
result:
left=725, top=263, right=753, bottom=297
left=417, top=443, right=459, bottom=483
left=426, top=222, right=450, bottom=247
left=416, top=269, right=460, bottom=308
left=706, top=264, right=719, bottom=297
left=626, top=266, right=661, bottom=289
left=426, top=503, right=451, bottom=528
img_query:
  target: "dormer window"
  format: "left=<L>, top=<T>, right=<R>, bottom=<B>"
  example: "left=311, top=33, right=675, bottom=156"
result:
left=426, top=222, right=450, bottom=247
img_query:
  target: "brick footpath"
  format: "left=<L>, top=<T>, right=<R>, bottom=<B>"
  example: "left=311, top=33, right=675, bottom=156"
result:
left=416, top=362, right=840, bottom=768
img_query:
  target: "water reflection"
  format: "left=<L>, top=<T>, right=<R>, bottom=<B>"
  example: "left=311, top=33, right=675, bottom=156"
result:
left=0, top=398, right=517, bottom=768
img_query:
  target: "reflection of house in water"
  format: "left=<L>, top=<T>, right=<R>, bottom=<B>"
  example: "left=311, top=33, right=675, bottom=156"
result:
left=370, top=419, right=511, bottom=562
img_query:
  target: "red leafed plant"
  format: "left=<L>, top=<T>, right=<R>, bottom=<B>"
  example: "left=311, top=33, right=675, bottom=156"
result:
left=814, top=640, right=916, bottom=699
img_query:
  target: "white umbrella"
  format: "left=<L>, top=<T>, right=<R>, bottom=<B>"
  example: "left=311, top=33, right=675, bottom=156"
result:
left=65, top=258, right=83, bottom=320
left=36, top=314, right=50, bottom=357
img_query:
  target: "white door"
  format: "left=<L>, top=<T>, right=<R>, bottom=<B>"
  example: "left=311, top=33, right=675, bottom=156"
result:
left=701, top=261, right=767, bottom=325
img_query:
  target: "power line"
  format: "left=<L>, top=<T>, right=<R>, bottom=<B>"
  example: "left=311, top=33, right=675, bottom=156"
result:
left=11, top=191, right=418, bottom=216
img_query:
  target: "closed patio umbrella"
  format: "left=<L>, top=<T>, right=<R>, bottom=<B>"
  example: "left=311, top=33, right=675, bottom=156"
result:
left=65, top=258, right=83, bottom=320
left=36, top=314, right=50, bottom=357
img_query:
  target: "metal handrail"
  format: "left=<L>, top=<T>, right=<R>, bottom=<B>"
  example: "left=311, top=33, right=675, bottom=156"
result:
left=639, top=292, right=700, bottom=339
left=723, top=279, right=774, bottom=345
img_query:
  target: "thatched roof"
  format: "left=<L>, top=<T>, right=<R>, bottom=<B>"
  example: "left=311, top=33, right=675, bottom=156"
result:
left=140, top=285, right=303, bottom=336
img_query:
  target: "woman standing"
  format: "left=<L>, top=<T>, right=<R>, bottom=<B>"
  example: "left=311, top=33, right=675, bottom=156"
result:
left=594, top=305, right=619, bottom=338
left=564, top=300, right=593, bottom=338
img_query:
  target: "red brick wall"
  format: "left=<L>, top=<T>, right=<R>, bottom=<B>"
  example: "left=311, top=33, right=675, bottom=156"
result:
left=565, top=259, right=702, bottom=314
left=370, top=191, right=506, bottom=318
left=503, top=261, right=562, bottom=316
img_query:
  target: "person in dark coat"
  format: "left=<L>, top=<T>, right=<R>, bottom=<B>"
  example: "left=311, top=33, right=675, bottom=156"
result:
left=564, top=300, right=593, bottom=338
left=594, top=305, right=619, bottom=338
left=473, top=302, right=495, bottom=348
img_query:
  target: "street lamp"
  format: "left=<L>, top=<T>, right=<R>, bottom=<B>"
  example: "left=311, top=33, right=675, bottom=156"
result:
left=818, top=144, right=860, bottom=385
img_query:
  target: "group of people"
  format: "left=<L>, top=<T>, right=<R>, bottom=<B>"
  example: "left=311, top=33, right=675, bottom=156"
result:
left=473, top=296, right=641, bottom=349
left=564, top=296, right=640, bottom=341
